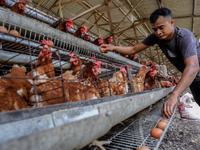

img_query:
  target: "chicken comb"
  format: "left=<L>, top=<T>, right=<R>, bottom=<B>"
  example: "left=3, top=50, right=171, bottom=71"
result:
left=120, top=67, right=127, bottom=75
left=19, top=0, right=26, bottom=5
left=67, top=18, right=73, bottom=25
left=69, top=53, right=74, bottom=57
left=133, top=54, right=137, bottom=58
left=93, top=60, right=101, bottom=68
left=127, top=64, right=131, bottom=67
left=109, top=36, right=113, bottom=40
left=99, top=37, right=103, bottom=40
left=125, top=55, right=128, bottom=58
left=40, top=39, right=51, bottom=46
left=83, top=26, right=88, bottom=31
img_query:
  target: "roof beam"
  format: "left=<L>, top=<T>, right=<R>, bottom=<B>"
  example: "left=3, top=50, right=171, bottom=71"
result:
left=52, top=0, right=85, bottom=9
left=79, top=12, right=94, bottom=27
left=36, top=0, right=45, bottom=8
left=109, top=0, right=143, bottom=36
left=116, top=19, right=149, bottom=36
left=88, top=13, right=104, bottom=32
left=156, top=0, right=163, bottom=8
left=71, top=3, right=105, bottom=20
left=94, top=6, right=125, bottom=14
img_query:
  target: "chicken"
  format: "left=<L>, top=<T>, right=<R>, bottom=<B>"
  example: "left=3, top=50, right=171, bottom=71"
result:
left=132, top=66, right=147, bottom=92
left=11, top=0, right=26, bottom=15
left=77, top=61, right=102, bottom=87
left=28, top=39, right=55, bottom=85
left=140, top=60, right=147, bottom=65
left=55, top=18, right=73, bottom=33
left=69, top=53, right=82, bottom=72
left=144, top=63, right=157, bottom=90
left=93, top=37, right=103, bottom=46
left=108, top=67, right=129, bottom=95
left=160, top=80, right=173, bottom=88
left=0, top=65, right=31, bottom=112
left=0, top=0, right=6, bottom=8
left=103, top=36, right=113, bottom=44
left=84, top=34, right=89, bottom=42
left=73, top=26, right=87, bottom=39
left=29, top=80, right=100, bottom=107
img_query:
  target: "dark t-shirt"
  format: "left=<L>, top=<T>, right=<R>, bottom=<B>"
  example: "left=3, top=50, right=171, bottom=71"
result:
left=142, top=26, right=200, bottom=79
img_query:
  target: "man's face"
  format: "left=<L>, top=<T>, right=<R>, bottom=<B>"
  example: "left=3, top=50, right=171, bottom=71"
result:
left=151, top=16, right=174, bottom=40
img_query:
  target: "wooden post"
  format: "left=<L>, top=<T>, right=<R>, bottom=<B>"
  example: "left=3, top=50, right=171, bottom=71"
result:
left=58, top=0, right=63, bottom=18
left=94, top=14, right=101, bottom=37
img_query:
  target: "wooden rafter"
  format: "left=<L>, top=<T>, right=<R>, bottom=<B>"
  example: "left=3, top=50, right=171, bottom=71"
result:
left=71, top=3, right=105, bottom=20
left=94, top=14, right=101, bottom=37
left=52, top=0, right=86, bottom=9
left=115, top=19, right=149, bottom=36
left=88, top=13, right=104, bottom=32
left=94, top=6, right=125, bottom=14
left=48, top=0, right=59, bottom=11
left=112, top=1, right=146, bottom=37
left=157, top=0, right=163, bottom=8
left=58, top=0, right=63, bottom=18
left=110, top=0, right=143, bottom=36
left=105, top=0, right=116, bottom=45
left=36, top=0, right=45, bottom=8
left=79, top=12, right=94, bottom=27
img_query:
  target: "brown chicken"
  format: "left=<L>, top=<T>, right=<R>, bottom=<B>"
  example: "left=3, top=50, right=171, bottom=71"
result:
left=73, top=26, right=87, bottom=38
left=56, top=18, right=73, bottom=33
left=84, top=34, right=89, bottom=42
left=108, top=67, right=129, bottom=95
left=29, top=80, right=100, bottom=107
left=144, top=63, right=157, bottom=90
left=93, top=37, right=103, bottom=46
left=132, top=66, right=147, bottom=92
left=103, top=36, right=113, bottom=44
left=28, top=39, right=55, bottom=85
left=0, top=0, right=6, bottom=8
left=69, top=53, right=82, bottom=73
left=11, top=0, right=26, bottom=15
left=0, top=65, right=31, bottom=112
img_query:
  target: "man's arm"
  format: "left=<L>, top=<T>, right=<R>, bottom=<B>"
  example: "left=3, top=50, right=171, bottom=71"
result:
left=99, top=43, right=149, bottom=55
left=162, top=55, right=199, bottom=118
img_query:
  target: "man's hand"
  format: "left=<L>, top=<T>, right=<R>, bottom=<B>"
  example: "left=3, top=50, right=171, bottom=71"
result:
left=99, top=44, right=115, bottom=53
left=161, top=93, right=178, bottom=118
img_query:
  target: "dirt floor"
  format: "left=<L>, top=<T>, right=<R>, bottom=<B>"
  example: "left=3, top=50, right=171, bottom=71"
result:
left=159, top=89, right=200, bottom=150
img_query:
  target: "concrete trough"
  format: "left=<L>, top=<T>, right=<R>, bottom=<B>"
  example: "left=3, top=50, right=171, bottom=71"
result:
left=0, top=87, right=174, bottom=150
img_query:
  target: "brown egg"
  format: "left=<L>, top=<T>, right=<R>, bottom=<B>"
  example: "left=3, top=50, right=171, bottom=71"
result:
left=9, top=30, right=20, bottom=36
left=0, top=26, right=8, bottom=33
left=160, top=119, right=169, bottom=124
left=100, top=47, right=108, bottom=53
left=157, top=121, right=167, bottom=130
left=136, top=146, right=150, bottom=150
left=151, top=128, right=163, bottom=139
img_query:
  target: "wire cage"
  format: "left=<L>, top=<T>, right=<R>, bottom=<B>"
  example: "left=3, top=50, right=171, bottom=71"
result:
left=0, top=2, right=175, bottom=150
left=0, top=25, right=141, bottom=112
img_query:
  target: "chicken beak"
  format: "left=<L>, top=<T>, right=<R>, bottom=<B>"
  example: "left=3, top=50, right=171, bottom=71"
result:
left=98, top=69, right=101, bottom=74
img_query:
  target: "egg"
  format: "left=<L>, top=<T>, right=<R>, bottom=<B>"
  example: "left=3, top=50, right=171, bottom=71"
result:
left=157, top=121, right=167, bottom=130
left=9, top=30, right=20, bottom=36
left=160, top=119, right=169, bottom=124
left=136, top=146, right=150, bottom=150
left=100, top=47, right=108, bottom=53
left=0, top=26, right=8, bottom=33
left=151, top=128, right=163, bottom=139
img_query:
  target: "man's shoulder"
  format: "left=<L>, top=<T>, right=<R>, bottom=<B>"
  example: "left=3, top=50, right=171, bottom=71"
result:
left=175, top=26, right=194, bottom=38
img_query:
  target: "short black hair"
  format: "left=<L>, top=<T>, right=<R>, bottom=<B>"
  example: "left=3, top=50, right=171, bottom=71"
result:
left=150, top=7, right=173, bottom=23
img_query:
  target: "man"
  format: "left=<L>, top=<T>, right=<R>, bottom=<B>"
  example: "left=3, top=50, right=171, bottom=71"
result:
left=99, top=7, right=200, bottom=118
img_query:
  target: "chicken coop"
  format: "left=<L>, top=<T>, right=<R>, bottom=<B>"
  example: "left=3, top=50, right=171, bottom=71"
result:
left=1, top=0, right=195, bottom=149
